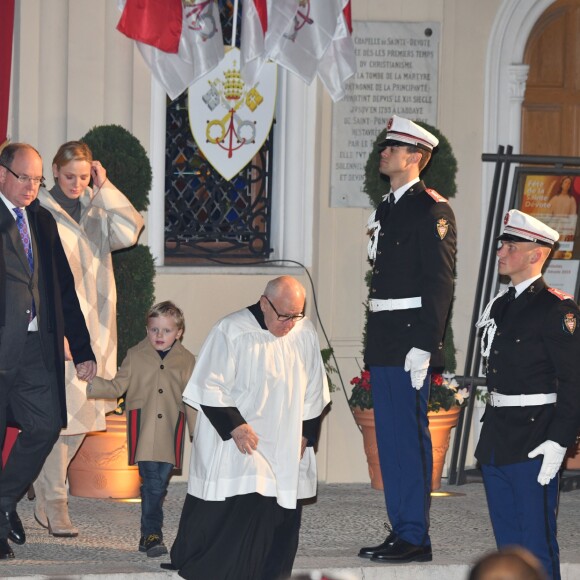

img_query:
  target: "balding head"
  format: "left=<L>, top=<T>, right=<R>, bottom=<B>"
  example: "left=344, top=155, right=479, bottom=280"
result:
left=260, top=276, right=306, bottom=338
left=264, top=276, right=306, bottom=302
left=0, top=143, right=43, bottom=207
left=469, top=548, right=547, bottom=580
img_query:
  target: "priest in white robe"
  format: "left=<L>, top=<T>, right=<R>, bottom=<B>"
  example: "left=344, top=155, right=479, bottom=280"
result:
left=168, top=276, right=331, bottom=580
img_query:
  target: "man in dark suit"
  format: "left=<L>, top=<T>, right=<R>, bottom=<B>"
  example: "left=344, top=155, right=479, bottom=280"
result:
left=0, top=143, right=96, bottom=559
left=475, top=209, right=580, bottom=580
left=359, top=116, right=457, bottom=563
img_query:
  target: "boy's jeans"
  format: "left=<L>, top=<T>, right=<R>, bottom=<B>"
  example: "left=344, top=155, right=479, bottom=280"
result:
left=138, top=461, right=173, bottom=537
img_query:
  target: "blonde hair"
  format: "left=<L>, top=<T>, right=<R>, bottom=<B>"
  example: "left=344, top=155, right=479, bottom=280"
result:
left=147, top=301, right=185, bottom=333
left=52, top=141, right=93, bottom=169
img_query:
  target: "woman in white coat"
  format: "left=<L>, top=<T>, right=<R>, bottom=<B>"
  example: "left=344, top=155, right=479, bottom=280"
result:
left=33, top=141, right=144, bottom=536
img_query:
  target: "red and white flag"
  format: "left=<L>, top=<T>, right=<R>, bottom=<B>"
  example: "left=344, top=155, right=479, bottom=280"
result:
left=0, top=0, right=15, bottom=144
left=117, top=0, right=183, bottom=53
left=117, top=0, right=225, bottom=101
left=271, top=0, right=341, bottom=84
left=240, top=0, right=267, bottom=63
left=318, top=1, right=356, bottom=102
left=240, top=0, right=299, bottom=85
left=271, top=0, right=356, bottom=102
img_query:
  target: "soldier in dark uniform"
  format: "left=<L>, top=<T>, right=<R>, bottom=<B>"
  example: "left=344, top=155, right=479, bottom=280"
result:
left=475, top=209, right=580, bottom=580
left=358, top=116, right=457, bottom=564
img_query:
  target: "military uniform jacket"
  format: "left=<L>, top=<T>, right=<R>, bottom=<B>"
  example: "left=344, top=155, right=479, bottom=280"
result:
left=88, top=338, right=196, bottom=468
left=475, top=278, right=580, bottom=466
left=364, top=181, right=457, bottom=367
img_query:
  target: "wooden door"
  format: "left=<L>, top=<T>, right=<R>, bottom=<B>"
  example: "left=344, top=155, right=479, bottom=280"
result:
left=521, top=0, right=580, bottom=156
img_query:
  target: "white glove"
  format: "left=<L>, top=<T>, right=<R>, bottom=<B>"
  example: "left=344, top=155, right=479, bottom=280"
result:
left=528, top=440, right=567, bottom=485
left=404, top=347, right=431, bottom=390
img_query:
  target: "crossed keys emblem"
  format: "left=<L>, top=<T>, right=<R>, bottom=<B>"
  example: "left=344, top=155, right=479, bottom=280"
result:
left=202, top=63, right=263, bottom=158
left=188, top=47, right=276, bottom=181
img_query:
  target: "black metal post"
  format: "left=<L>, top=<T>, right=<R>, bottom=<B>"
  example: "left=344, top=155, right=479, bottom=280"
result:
left=448, top=146, right=506, bottom=483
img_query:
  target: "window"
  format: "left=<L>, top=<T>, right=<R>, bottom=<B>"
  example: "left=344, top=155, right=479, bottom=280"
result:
left=162, top=3, right=272, bottom=265
left=148, top=3, right=317, bottom=271
left=164, top=92, right=274, bottom=264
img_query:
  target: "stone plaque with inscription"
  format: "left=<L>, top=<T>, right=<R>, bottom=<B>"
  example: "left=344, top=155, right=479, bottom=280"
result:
left=330, top=21, right=440, bottom=208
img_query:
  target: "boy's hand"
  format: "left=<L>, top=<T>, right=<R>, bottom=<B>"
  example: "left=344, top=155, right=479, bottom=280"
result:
left=76, top=360, right=97, bottom=382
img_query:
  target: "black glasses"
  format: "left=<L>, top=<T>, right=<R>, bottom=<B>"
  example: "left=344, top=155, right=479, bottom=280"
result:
left=1, top=163, right=45, bottom=187
left=262, top=295, right=305, bottom=322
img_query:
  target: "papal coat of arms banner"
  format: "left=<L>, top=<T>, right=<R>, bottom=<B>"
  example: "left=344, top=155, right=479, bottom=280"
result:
left=188, top=47, right=277, bottom=181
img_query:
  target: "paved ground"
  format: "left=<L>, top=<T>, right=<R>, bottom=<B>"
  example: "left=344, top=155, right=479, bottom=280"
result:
left=2, top=478, right=580, bottom=579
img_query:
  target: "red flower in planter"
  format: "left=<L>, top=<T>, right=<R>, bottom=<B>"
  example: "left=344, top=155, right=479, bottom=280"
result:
left=349, top=369, right=373, bottom=410
left=431, top=373, right=444, bottom=386
left=349, top=369, right=469, bottom=413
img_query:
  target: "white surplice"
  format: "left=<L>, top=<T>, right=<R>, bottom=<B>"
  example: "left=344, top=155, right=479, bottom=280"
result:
left=183, top=308, right=330, bottom=509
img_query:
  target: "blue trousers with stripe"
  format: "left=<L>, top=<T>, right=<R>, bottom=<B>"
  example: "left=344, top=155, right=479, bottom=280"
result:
left=481, top=459, right=560, bottom=580
left=370, top=366, right=432, bottom=546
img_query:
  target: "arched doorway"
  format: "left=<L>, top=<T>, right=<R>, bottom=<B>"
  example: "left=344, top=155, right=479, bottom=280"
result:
left=521, top=0, right=580, bottom=156
left=482, top=0, right=556, bottom=212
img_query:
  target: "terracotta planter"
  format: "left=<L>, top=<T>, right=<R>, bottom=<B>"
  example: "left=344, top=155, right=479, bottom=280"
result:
left=68, top=414, right=141, bottom=499
left=352, top=406, right=461, bottom=491
left=352, top=408, right=383, bottom=490
left=565, top=440, right=580, bottom=470
left=428, top=407, right=461, bottom=491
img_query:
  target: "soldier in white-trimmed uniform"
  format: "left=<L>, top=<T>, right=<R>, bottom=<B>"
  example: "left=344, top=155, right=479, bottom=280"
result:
left=476, top=210, right=580, bottom=580
left=359, top=116, right=457, bottom=564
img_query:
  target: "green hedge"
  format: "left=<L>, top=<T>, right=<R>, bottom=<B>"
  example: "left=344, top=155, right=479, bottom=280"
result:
left=82, top=124, right=152, bottom=212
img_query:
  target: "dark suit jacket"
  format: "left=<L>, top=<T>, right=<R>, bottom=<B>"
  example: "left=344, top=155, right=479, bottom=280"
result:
left=475, top=278, right=580, bottom=465
left=0, top=197, right=94, bottom=427
left=364, top=181, right=457, bottom=368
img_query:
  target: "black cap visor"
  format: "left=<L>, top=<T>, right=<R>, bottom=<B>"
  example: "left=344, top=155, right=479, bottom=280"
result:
left=377, top=138, right=431, bottom=152
left=497, top=233, right=553, bottom=247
